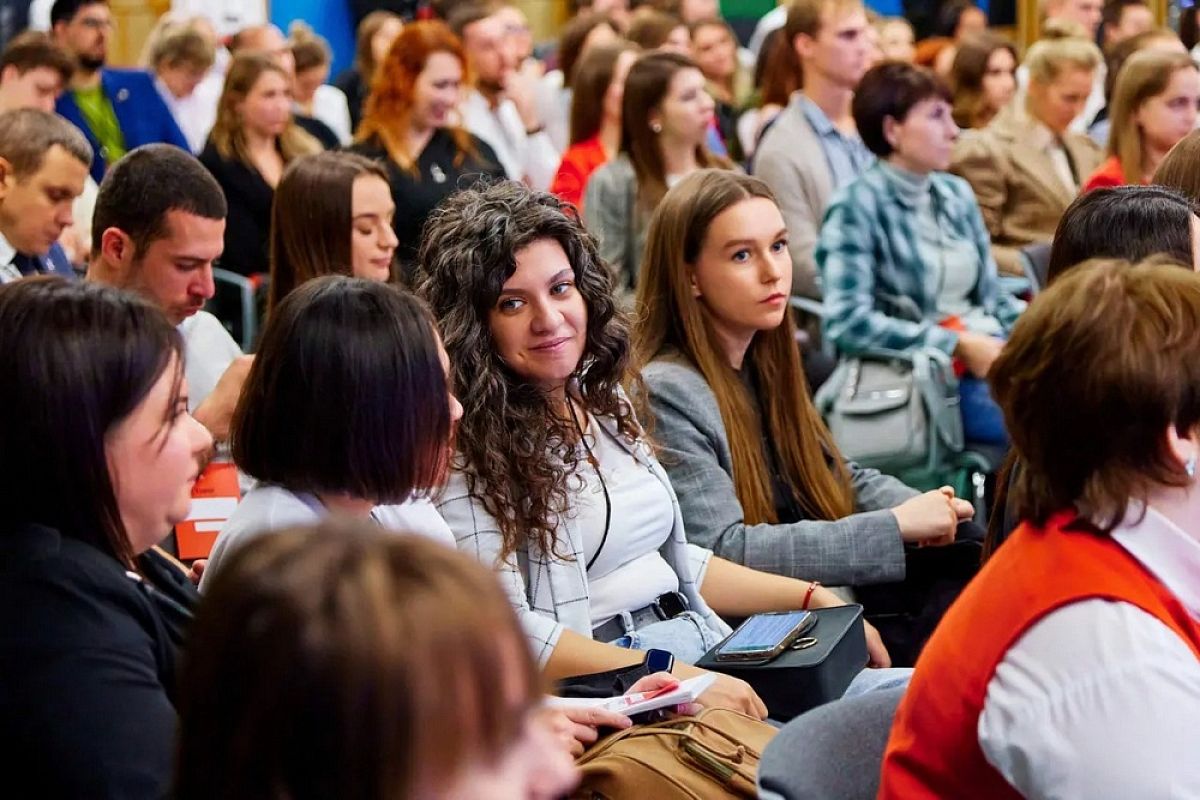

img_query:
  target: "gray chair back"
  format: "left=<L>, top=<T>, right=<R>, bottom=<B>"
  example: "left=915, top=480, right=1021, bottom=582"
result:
left=757, top=686, right=905, bottom=800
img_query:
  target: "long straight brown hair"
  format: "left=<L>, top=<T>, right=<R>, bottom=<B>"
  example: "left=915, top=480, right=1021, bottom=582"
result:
left=622, top=51, right=730, bottom=212
left=633, top=169, right=854, bottom=523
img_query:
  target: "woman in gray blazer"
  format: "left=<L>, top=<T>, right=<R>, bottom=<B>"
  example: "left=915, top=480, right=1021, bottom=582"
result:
left=634, top=170, right=982, bottom=664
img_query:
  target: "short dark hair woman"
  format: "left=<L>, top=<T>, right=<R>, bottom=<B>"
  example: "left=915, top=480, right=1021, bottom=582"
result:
left=267, top=151, right=399, bottom=313
left=818, top=62, right=1024, bottom=446
left=200, top=277, right=460, bottom=587
left=0, top=277, right=212, bottom=798
left=179, top=522, right=577, bottom=800
left=420, top=181, right=905, bottom=721
left=881, top=261, right=1200, bottom=797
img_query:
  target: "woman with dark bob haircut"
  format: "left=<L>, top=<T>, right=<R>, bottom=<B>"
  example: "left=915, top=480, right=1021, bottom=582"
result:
left=178, top=522, right=577, bottom=799
left=201, top=276, right=461, bottom=588
left=881, top=261, right=1200, bottom=797
left=420, top=182, right=905, bottom=723
left=0, top=277, right=212, bottom=798
left=817, top=61, right=1024, bottom=446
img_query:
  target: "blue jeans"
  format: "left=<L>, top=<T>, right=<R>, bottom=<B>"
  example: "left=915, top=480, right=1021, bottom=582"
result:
left=960, top=376, right=1008, bottom=445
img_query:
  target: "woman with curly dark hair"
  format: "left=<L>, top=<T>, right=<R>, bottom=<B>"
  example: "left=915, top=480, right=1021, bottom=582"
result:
left=419, top=181, right=905, bottom=721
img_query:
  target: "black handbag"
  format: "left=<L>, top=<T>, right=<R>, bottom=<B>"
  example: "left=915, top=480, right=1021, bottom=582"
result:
left=695, top=605, right=868, bottom=722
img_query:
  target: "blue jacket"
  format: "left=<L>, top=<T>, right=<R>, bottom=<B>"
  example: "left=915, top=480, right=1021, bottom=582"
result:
left=57, top=69, right=189, bottom=182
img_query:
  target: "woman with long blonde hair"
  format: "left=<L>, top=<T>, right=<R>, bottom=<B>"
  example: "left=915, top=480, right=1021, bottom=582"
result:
left=1083, top=48, right=1200, bottom=190
left=636, top=169, right=982, bottom=665
left=199, top=52, right=321, bottom=276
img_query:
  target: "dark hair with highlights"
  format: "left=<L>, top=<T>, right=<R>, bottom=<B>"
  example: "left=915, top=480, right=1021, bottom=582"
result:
left=417, top=181, right=637, bottom=561
left=0, top=277, right=183, bottom=570
left=233, top=276, right=450, bottom=504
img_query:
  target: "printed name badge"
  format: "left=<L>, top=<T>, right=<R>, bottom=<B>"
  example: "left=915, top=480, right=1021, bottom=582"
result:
left=175, top=462, right=240, bottom=561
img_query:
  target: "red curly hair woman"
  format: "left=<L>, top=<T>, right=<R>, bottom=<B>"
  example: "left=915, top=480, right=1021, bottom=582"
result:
left=349, top=20, right=505, bottom=283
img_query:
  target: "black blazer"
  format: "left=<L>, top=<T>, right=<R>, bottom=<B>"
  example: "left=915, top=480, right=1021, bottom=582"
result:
left=0, top=524, right=195, bottom=799
left=199, top=141, right=275, bottom=278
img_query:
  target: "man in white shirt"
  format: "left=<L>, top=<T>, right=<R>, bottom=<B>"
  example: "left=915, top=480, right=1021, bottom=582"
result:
left=86, top=143, right=250, bottom=444
left=452, top=2, right=559, bottom=190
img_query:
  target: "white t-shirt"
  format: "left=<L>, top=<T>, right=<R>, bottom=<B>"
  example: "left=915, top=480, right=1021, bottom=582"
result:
left=308, top=85, right=353, bottom=147
left=179, top=309, right=241, bottom=413
left=201, top=485, right=457, bottom=591
left=576, top=419, right=679, bottom=627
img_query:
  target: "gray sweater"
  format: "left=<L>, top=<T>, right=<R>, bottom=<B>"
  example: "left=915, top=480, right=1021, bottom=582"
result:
left=643, top=352, right=917, bottom=586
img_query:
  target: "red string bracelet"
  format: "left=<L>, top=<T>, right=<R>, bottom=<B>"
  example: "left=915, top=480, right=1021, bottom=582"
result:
left=801, top=581, right=821, bottom=610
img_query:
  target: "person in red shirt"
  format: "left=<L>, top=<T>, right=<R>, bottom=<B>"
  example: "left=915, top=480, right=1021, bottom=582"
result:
left=550, top=42, right=638, bottom=209
left=1083, top=48, right=1198, bottom=191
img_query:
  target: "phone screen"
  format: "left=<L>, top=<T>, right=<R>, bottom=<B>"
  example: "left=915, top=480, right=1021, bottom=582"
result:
left=717, top=611, right=813, bottom=656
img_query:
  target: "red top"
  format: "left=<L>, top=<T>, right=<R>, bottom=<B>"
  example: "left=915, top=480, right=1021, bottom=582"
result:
left=550, top=136, right=609, bottom=210
left=1082, top=154, right=1132, bottom=192
left=878, top=512, right=1200, bottom=800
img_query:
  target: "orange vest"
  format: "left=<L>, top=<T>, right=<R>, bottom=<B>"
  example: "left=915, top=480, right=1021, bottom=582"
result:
left=878, top=511, right=1200, bottom=799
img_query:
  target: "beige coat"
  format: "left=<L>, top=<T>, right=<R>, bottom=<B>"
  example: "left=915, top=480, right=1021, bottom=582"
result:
left=950, top=107, right=1102, bottom=275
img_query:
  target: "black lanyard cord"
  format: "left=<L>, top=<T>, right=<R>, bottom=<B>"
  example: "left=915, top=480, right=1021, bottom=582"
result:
left=568, top=399, right=612, bottom=572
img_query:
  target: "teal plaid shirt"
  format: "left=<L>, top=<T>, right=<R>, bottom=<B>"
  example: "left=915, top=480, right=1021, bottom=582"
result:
left=816, top=162, right=1024, bottom=357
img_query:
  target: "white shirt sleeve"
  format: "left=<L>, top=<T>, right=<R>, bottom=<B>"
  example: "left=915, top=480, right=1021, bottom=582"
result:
left=979, top=599, right=1200, bottom=800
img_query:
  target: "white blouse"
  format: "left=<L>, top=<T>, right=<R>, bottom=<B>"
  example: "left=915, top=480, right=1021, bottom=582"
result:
left=978, top=505, right=1200, bottom=798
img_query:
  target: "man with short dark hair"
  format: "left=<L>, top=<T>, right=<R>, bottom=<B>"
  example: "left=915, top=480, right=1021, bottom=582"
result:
left=51, top=0, right=190, bottom=182
left=752, top=0, right=874, bottom=298
left=87, top=144, right=249, bottom=441
left=0, top=31, right=74, bottom=113
left=0, top=108, right=91, bottom=283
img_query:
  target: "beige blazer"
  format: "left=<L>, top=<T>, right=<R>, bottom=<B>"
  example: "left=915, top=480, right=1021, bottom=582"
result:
left=950, top=107, right=1102, bottom=275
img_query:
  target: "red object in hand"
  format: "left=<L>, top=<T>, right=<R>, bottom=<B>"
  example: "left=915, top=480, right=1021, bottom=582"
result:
left=940, top=315, right=968, bottom=378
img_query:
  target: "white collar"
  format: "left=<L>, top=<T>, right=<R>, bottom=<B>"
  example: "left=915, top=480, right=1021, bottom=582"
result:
left=0, top=229, right=16, bottom=266
left=1111, top=503, right=1200, bottom=621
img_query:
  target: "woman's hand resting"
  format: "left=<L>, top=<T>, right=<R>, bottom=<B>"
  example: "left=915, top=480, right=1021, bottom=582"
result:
left=892, top=487, right=974, bottom=545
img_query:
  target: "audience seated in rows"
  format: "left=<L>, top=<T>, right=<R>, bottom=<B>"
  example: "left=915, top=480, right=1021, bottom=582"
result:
left=350, top=20, right=503, bottom=281
left=0, top=277, right=211, bottom=798
left=289, top=23, right=352, bottom=146
left=819, top=63, right=1023, bottom=446
left=201, top=277, right=458, bottom=588
left=267, top=151, right=398, bottom=312
left=452, top=2, right=559, bottom=190
left=0, top=109, right=90, bottom=283
left=179, top=524, right=579, bottom=800
left=87, top=144, right=248, bottom=442
left=951, top=35, right=1103, bottom=275
left=199, top=52, right=321, bottom=278
left=1083, top=48, right=1198, bottom=190
left=550, top=41, right=638, bottom=209
left=881, top=260, right=1200, bottom=797
left=584, top=51, right=727, bottom=291
left=635, top=169, right=982, bottom=665
left=948, top=32, right=1017, bottom=131
left=332, top=10, right=403, bottom=134
left=753, top=0, right=874, bottom=299
left=51, top=0, right=189, bottom=182
left=419, top=180, right=906, bottom=719
left=916, top=0, right=986, bottom=77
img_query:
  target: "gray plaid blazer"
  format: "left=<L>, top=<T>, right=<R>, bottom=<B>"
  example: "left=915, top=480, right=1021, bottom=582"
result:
left=644, top=351, right=916, bottom=587
left=438, top=413, right=731, bottom=668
